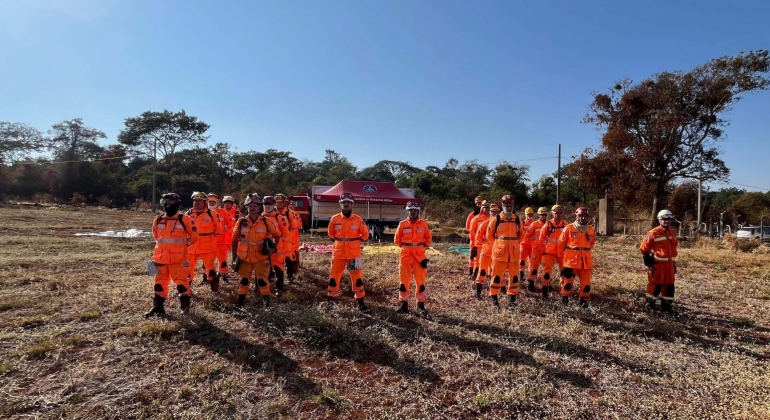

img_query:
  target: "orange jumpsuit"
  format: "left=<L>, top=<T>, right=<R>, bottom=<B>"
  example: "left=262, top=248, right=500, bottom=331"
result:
left=395, top=217, right=433, bottom=303
left=233, top=215, right=282, bottom=298
left=214, top=207, right=233, bottom=276
left=279, top=207, right=302, bottom=280
left=152, top=214, right=198, bottom=299
left=486, top=213, right=523, bottom=297
left=263, top=210, right=291, bottom=287
left=466, top=209, right=481, bottom=270
left=469, top=212, right=490, bottom=272
left=519, top=217, right=534, bottom=278
left=474, top=217, right=495, bottom=285
left=558, top=223, right=596, bottom=300
left=639, top=226, right=678, bottom=302
left=187, top=209, right=223, bottom=288
left=523, top=220, right=547, bottom=284
left=539, top=219, right=567, bottom=290
left=327, top=212, right=369, bottom=299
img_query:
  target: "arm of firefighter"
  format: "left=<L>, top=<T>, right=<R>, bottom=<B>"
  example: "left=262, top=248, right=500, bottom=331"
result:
left=360, top=218, right=370, bottom=241
left=152, top=217, right=160, bottom=241
left=214, top=213, right=224, bottom=235
left=394, top=222, right=403, bottom=247
left=184, top=215, right=198, bottom=245
left=486, top=218, right=497, bottom=244
left=327, top=216, right=335, bottom=242
left=557, top=226, right=568, bottom=255
left=231, top=221, right=240, bottom=259
left=424, top=221, right=433, bottom=247
left=268, top=218, right=282, bottom=248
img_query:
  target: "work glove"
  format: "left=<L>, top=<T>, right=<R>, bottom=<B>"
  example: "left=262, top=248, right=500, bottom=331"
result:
left=642, top=253, right=654, bottom=267
left=146, top=260, right=158, bottom=276
left=470, top=246, right=478, bottom=259
left=347, top=258, right=363, bottom=271
left=231, top=256, right=241, bottom=272
left=419, top=259, right=429, bottom=269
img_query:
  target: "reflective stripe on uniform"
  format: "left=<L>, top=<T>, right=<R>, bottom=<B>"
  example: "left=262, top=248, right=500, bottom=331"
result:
left=157, top=238, right=187, bottom=243
left=401, top=242, right=424, bottom=247
left=653, top=236, right=673, bottom=242
left=199, top=232, right=215, bottom=236
left=654, top=256, right=677, bottom=262
left=334, top=238, right=360, bottom=242
left=567, top=246, right=592, bottom=251
left=496, top=236, right=519, bottom=240
left=546, top=238, right=558, bottom=243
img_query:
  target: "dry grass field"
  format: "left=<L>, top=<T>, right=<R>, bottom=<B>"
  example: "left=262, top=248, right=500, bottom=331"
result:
left=1, top=206, right=769, bottom=419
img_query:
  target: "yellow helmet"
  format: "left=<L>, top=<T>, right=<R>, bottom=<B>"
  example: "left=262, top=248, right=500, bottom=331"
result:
left=191, top=191, right=207, bottom=201
left=537, top=207, right=549, bottom=215
left=481, top=200, right=490, bottom=208
left=551, top=204, right=563, bottom=212
left=524, top=207, right=534, bottom=215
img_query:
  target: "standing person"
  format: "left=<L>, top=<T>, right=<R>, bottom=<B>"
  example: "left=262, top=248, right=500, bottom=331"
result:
left=466, top=196, right=484, bottom=279
left=187, top=192, right=224, bottom=292
left=538, top=204, right=567, bottom=299
left=558, top=207, right=596, bottom=308
left=519, top=207, right=536, bottom=290
left=485, top=195, right=523, bottom=309
left=222, top=195, right=241, bottom=281
left=208, top=193, right=233, bottom=283
left=474, top=202, right=500, bottom=298
left=261, top=196, right=291, bottom=296
left=640, top=210, right=680, bottom=314
left=327, top=192, right=371, bottom=313
left=287, top=200, right=303, bottom=281
left=394, top=201, right=433, bottom=314
left=523, top=207, right=550, bottom=297
left=468, top=201, right=491, bottom=281
left=145, top=193, right=198, bottom=317
left=232, top=194, right=282, bottom=307
left=275, top=193, right=301, bottom=283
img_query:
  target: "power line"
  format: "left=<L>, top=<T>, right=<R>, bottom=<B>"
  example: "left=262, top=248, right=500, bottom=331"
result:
left=12, top=154, right=145, bottom=165
left=712, top=181, right=769, bottom=191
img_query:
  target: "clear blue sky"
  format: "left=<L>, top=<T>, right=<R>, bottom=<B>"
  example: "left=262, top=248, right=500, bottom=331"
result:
left=1, top=0, right=769, bottom=192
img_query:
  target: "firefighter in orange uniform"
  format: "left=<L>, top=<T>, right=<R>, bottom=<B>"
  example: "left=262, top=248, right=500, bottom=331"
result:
left=474, top=202, right=500, bottom=298
left=222, top=195, right=240, bottom=281
left=208, top=193, right=233, bottom=283
left=519, top=207, right=536, bottom=289
left=327, top=192, right=371, bottom=313
left=640, top=209, right=679, bottom=314
left=262, top=196, right=292, bottom=296
left=558, top=207, right=596, bottom=308
left=145, top=193, right=198, bottom=317
left=523, top=207, right=549, bottom=297
left=287, top=200, right=303, bottom=281
left=275, top=193, right=301, bottom=283
left=469, top=200, right=491, bottom=280
left=486, top=195, right=523, bottom=309
left=395, top=201, right=433, bottom=314
left=187, top=191, right=224, bottom=292
left=466, top=196, right=484, bottom=279
left=232, top=194, right=282, bottom=307
left=538, top=204, right=567, bottom=298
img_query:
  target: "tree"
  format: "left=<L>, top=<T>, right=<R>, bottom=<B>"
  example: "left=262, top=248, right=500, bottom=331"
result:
left=0, top=122, right=48, bottom=165
left=490, top=162, right=529, bottom=203
left=48, top=119, right=107, bottom=200
left=729, top=192, right=770, bottom=226
left=581, top=50, right=770, bottom=226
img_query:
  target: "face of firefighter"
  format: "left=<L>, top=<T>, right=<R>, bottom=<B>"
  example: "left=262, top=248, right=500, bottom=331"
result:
left=526, top=213, right=534, bottom=220
left=263, top=204, right=275, bottom=213
left=658, top=217, right=673, bottom=229
left=491, top=209, right=500, bottom=217
left=224, top=201, right=233, bottom=210
left=552, top=209, right=563, bottom=221
left=207, top=200, right=218, bottom=210
left=340, top=200, right=353, bottom=213
left=538, top=213, right=548, bottom=222
left=193, top=199, right=206, bottom=211
left=576, top=212, right=590, bottom=225
left=247, top=202, right=261, bottom=217
left=408, top=208, right=420, bottom=220
left=502, top=202, right=514, bottom=215
left=163, top=200, right=180, bottom=216
left=276, top=198, right=286, bottom=210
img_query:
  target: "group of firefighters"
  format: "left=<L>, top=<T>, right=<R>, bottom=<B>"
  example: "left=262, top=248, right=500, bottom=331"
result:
left=145, top=190, right=679, bottom=317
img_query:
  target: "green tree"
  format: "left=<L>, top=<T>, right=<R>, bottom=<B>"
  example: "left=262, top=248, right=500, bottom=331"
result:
left=729, top=192, right=770, bottom=225
left=48, top=119, right=107, bottom=200
left=0, top=122, right=48, bottom=165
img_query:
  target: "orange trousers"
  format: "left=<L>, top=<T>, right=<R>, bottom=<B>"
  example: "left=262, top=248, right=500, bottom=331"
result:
left=540, top=253, right=563, bottom=289
left=189, top=252, right=217, bottom=281
left=520, top=246, right=532, bottom=277
left=154, top=263, right=191, bottom=299
left=561, top=268, right=592, bottom=299
left=238, top=260, right=271, bottom=297
left=489, top=260, right=520, bottom=296
left=399, top=262, right=427, bottom=302
left=528, top=251, right=543, bottom=281
left=216, top=244, right=230, bottom=274
left=475, top=253, right=493, bottom=284
left=646, top=262, right=676, bottom=301
left=328, top=258, right=365, bottom=299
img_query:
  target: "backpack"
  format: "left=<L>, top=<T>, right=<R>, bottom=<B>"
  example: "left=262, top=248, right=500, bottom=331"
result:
left=493, top=213, right=520, bottom=236
left=154, top=214, right=186, bottom=232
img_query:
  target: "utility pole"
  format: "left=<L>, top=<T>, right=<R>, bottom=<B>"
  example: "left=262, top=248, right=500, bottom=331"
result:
left=696, top=158, right=703, bottom=234
left=152, top=137, right=157, bottom=213
left=556, top=144, right=561, bottom=205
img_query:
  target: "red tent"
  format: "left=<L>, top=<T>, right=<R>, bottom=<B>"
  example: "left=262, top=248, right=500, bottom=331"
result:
left=313, top=181, right=419, bottom=205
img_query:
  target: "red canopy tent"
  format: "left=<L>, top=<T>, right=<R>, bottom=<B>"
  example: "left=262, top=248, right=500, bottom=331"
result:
left=313, top=181, right=419, bottom=205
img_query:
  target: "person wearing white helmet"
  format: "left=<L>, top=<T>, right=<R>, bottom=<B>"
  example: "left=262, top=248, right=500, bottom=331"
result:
left=557, top=207, right=596, bottom=308
left=640, top=209, right=679, bottom=314
left=327, top=192, right=371, bottom=313
left=394, top=201, right=433, bottom=314
left=485, top=195, right=524, bottom=309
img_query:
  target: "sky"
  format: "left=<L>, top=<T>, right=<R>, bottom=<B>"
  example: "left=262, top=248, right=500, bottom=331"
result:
left=1, top=0, right=769, bottom=192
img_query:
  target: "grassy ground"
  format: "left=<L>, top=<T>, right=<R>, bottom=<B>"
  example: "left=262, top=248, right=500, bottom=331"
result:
left=1, top=206, right=769, bottom=419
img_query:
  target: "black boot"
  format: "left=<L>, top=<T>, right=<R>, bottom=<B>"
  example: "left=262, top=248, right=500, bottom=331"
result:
left=327, top=296, right=337, bottom=308
left=542, top=286, right=549, bottom=299
left=180, top=295, right=191, bottom=314
left=221, top=273, right=230, bottom=284
left=357, top=298, right=371, bottom=314
left=474, top=283, right=482, bottom=299
left=262, top=295, right=271, bottom=308
left=468, top=267, right=474, bottom=279
left=472, top=267, right=479, bottom=281
left=417, top=302, right=427, bottom=314
left=199, top=272, right=207, bottom=286
left=527, top=280, right=535, bottom=292
left=579, top=298, right=589, bottom=309
left=645, top=298, right=657, bottom=311
left=660, top=299, right=678, bottom=316
left=508, top=294, right=517, bottom=308
left=237, top=294, right=246, bottom=307
left=144, top=296, right=166, bottom=318
left=396, top=301, right=409, bottom=313
left=491, top=295, right=500, bottom=309
left=274, top=268, right=284, bottom=295
left=210, top=275, right=220, bottom=293
left=562, top=296, right=569, bottom=305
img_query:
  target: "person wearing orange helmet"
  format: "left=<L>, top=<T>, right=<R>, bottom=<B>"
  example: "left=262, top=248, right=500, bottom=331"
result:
left=262, top=195, right=292, bottom=296
left=145, top=193, right=198, bottom=317
left=474, top=202, right=500, bottom=298
left=519, top=207, right=536, bottom=290
left=208, top=193, right=234, bottom=283
left=468, top=200, right=492, bottom=281
left=538, top=204, right=567, bottom=298
left=522, top=207, right=550, bottom=297
left=465, top=196, right=484, bottom=279
left=558, top=207, right=596, bottom=308
left=275, top=193, right=302, bottom=283
left=186, top=191, right=224, bottom=293
left=485, top=194, right=524, bottom=309
left=640, top=209, right=679, bottom=314
left=394, top=201, right=433, bottom=314
left=232, top=194, right=282, bottom=307
left=327, top=192, right=371, bottom=313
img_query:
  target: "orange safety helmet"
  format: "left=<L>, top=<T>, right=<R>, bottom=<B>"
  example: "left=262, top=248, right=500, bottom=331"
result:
left=501, top=195, right=514, bottom=204
left=575, top=207, right=589, bottom=216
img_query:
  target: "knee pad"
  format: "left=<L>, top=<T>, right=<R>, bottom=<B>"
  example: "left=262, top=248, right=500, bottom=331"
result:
left=519, top=260, right=525, bottom=267
left=543, top=273, right=550, bottom=280
left=176, top=284, right=188, bottom=294
left=418, top=284, right=425, bottom=293
left=493, top=276, right=501, bottom=284
left=355, top=278, right=363, bottom=288
left=583, top=285, right=590, bottom=294
left=561, top=267, right=574, bottom=278
left=399, top=284, right=407, bottom=292
left=479, top=269, right=486, bottom=277
left=653, top=284, right=662, bottom=296
left=154, top=284, right=164, bottom=292
left=512, top=276, right=519, bottom=284
left=666, top=284, right=675, bottom=297
left=257, top=279, right=268, bottom=287
left=328, top=278, right=337, bottom=287
left=208, top=269, right=217, bottom=278
left=240, top=278, right=250, bottom=286
left=220, top=261, right=227, bottom=269
left=563, top=283, right=572, bottom=291
left=530, top=269, right=538, bottom=276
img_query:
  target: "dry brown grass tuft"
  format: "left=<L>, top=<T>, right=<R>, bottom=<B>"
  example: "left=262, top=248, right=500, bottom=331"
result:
left=1, top=207, right=769, bottom=419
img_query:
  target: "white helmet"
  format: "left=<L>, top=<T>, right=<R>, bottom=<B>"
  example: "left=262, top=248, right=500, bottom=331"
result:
left=657, top=209, right=674, bottom=220
left=222, top=195, right=235, bottom=203
left=405, top=201, right=420, bottom=211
